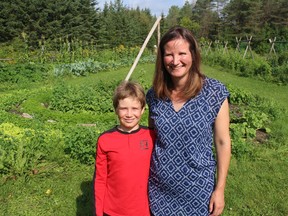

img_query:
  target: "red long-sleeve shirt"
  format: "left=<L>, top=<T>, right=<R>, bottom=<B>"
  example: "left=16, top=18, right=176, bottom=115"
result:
left=93, top=126, right=155, bottom=216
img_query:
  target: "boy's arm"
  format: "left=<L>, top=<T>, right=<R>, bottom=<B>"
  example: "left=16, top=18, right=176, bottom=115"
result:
left=93, top=140, right=107, bottom=216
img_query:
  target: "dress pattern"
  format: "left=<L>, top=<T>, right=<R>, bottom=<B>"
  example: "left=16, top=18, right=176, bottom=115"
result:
left=147, top=77, right=229, bottom=216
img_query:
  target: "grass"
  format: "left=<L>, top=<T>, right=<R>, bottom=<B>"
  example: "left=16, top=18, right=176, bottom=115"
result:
left=202, top=64, right=288, bottom=108
left=1, top=63, right=288, bottom=216
left=0, top=161, right=94, bottom=216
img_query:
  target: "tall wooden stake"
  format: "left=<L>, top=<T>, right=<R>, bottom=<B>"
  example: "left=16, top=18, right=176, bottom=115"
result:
left=125, top=16, right=162, bottom=81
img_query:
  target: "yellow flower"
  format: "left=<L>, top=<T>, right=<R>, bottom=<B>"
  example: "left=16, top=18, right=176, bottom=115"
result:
left=45, top=189, right=52, bottom=195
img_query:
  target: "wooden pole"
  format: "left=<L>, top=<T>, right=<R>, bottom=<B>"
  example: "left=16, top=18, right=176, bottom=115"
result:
left=243, top=35, right=253, bottom=59
left=157, top=18, right=161, bottom=46
left=125, top=16, right=162, bottom=81
left=269, top=37, right=277, bottom=55
left=236, top=37, right=242, bottom=52
left=223, top=41, right=228, bottom=54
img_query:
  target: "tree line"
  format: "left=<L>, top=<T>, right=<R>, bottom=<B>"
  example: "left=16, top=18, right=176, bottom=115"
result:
left=0, top=0, right=287, bottom=53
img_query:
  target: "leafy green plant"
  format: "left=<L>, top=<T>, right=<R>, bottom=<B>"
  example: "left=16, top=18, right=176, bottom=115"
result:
left=202, top=49, right=285, bottom=84
left=0, top=62, right=52, bottom=83
left=63, top=125, right=100, bottom=165
left=0, top=122, right=64, bottom=176
left=49, top=80, right=117, bottom=114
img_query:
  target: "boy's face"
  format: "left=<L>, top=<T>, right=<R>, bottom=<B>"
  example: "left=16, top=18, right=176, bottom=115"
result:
left=116, top=96, right=144, bottom=132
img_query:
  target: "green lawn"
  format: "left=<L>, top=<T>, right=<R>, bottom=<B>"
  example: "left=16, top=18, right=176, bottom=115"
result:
left=202, top=64, right=288, bottom=108
left=0, top=63, right=287, bottom=216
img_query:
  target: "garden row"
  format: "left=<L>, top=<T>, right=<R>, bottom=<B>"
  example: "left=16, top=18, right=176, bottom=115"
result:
left=202, top=49, right=288, bottom=85
left=1, top=47, right=287, bottom=93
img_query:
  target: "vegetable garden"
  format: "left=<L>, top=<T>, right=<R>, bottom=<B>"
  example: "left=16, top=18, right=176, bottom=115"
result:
left=0, top=43, right=288, bottom=215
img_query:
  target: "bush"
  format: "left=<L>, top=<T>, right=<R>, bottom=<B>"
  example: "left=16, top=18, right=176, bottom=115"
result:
left=63, top=125, right=100, bottom=165
left=0, top=122, right=64, bottom=176
left=49, top=80, right=117, bottom=114
left=202, top=49, right=285, bottom=84
left=0, top=62, right=52, bottom=83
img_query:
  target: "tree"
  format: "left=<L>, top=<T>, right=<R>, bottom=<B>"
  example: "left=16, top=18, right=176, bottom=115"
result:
left=0, top=0, right=100, bottom=46
left=191, top=0, right=219, bottom=39
left=165, top=6, right=181, bottom=30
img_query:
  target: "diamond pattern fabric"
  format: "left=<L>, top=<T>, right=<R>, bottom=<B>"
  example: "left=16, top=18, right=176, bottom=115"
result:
left=147, top=78, right=229, bottom=216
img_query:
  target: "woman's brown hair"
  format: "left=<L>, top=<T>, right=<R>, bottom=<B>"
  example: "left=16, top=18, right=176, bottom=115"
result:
left=153, top=26, right=205, bottom=100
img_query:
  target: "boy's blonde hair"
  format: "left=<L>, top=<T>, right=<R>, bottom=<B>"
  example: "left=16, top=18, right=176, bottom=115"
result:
left=113, top=81, right=146, bottom=110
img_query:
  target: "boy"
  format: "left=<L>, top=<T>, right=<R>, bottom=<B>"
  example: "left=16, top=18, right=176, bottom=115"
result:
left=93, top=81, right=155, bottom=216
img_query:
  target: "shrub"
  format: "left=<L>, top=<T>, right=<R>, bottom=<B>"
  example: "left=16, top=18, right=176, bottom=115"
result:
left=0, top=122, right=64, bottom=175
left=202, top=49, right=285, bottom=84
left=63, top=125, right=100, bottom=165
left=0, top=63, right=52, bottom=83
left=49, top=80, right=117, bottom=114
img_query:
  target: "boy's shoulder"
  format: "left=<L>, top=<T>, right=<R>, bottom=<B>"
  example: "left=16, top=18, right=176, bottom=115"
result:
left=139, top=125, right=156, bottom=138
left=98, top=126, right=155, bottom=139
left=98, top=126, right=118, bottom=139
left=139, top=125, right=155, bottom=132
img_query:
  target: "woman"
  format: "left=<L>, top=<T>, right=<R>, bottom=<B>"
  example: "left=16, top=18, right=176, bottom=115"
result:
left=147, top=26, right=231, bottom=216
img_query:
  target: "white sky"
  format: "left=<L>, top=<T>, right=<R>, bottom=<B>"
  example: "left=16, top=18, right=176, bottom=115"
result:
left=97, top=0, right=197, bottom=17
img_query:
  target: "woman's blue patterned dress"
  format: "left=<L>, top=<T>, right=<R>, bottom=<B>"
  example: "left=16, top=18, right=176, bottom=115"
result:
left=147, top=77, right=229, bottom=216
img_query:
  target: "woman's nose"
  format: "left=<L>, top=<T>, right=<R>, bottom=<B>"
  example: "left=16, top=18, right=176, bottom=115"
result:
left=172, top=55, right=180, bottom=65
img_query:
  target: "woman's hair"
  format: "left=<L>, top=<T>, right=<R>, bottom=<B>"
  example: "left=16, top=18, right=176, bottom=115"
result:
left=153, top=26, right=205, bottom=100
left=113, top=81, right=146, bottom=110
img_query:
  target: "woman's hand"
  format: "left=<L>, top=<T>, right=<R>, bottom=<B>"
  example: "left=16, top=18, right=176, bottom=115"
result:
left=209, top=188, right=225, bottom=216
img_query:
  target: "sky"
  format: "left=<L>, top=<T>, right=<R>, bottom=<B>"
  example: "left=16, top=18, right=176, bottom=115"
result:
left=97, top=0, right=197, bottom=17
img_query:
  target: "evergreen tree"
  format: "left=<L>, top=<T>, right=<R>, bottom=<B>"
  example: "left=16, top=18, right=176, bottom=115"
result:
left=0, top=0, right=100, bottom=47
left=164, top=6, right=181, bottom=30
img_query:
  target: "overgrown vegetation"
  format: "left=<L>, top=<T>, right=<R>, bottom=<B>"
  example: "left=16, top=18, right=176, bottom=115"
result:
left=0, top=45, right=287, bottom=176
left=202, top=48, right=288, bottom=85
left=0, top=61, right=287, bottom=215
left=0, top=59, right=285, bottom=171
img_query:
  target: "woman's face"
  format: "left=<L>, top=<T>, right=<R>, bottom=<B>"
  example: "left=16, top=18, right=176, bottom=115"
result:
left=163, top=38, right=192, bottom=82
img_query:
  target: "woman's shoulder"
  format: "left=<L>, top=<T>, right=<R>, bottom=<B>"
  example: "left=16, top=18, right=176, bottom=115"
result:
left=203, top=77, right=228, bottom=91
left=146, top=88, right=156, bottom=102
left=204, top=77, right=225, bottom=87
left=203, top=77, right=229, bottom=96
left=146, top=87, right=155, bottom=96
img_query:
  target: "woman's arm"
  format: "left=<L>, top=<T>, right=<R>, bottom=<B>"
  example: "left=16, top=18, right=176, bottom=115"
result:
left=148, top=112, right=155, bottom=129
left=209, top=98, right=231, bottom=216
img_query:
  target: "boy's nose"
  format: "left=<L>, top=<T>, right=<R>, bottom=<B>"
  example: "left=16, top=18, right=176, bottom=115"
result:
left=126, top=109, right=132, bottom=116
